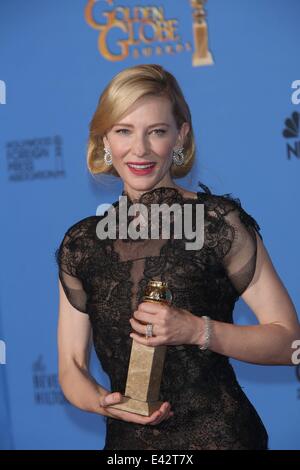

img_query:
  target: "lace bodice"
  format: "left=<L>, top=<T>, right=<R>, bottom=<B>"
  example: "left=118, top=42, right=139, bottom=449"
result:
left=55, top=182, right=268, bottom=450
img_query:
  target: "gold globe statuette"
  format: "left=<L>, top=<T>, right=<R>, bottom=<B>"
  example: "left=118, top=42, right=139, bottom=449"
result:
left=190, top=0, right=214, bottom=66
left=108, top=280, right=173, bottom=416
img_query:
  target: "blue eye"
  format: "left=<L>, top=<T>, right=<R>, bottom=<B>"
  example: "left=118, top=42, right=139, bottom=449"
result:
left=115, top=128, right=166, bottom=135
left=153, top=129, right=166, bottom=135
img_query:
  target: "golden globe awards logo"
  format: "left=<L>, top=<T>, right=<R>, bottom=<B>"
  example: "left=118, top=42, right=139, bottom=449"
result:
left=85, top=0, right=213, bottom=66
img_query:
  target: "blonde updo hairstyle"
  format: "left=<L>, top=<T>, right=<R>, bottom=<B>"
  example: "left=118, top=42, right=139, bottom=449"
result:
left=87, top=64, right=196, bottom=178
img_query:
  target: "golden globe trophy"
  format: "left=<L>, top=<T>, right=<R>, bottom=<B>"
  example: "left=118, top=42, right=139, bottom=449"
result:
left=108, top=280, right=172, bottom=416
left=190, top=0, right=214, bottom=66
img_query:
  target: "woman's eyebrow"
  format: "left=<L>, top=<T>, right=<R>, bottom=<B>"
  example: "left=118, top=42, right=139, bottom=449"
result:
left=113, top=122, right=170, bottom=128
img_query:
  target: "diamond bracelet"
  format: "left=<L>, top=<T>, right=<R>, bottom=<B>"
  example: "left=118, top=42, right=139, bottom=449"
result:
left=199, top=315, right=212, bottom=350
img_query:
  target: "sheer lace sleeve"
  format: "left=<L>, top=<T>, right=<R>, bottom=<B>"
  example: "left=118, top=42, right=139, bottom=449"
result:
left=54, top=221, right=88, bottom=314
left=211, top=194, right=263, bottom=297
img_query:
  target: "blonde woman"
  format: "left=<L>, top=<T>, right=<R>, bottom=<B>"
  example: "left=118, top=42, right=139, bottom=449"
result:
left=55, top=64, right=299, bottom=450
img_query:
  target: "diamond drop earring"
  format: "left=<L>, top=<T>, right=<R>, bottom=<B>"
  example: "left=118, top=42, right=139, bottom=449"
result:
left=104, top=147, right=113, bottom=166
left=172, top=147, right=185, bottom=166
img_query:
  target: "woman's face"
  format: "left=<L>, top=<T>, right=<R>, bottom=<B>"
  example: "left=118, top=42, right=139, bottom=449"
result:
left=103, top=95, right=189, bottom=199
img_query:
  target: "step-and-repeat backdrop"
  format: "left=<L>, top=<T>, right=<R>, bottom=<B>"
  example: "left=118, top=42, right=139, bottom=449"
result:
left=0, top=0, right=299, bottom=450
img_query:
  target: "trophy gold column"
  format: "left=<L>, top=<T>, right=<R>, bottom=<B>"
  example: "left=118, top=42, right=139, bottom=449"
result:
left=108, top=280, right=172, bottom=416
left=190, top=0, right=214, bottom=66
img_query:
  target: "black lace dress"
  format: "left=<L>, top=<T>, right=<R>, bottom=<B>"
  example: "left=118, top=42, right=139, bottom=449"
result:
left=55, top=183, right=269, bottom=450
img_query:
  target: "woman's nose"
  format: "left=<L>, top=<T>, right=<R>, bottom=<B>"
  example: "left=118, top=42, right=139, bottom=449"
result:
left=131, top=136, right=149, bottom=157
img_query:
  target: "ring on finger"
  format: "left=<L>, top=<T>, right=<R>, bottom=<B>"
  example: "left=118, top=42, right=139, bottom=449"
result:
left=145, top=323, right=154, bottom=338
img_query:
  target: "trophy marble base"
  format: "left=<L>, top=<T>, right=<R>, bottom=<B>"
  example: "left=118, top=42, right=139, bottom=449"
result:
left=106, top=339, right=167, bottom=417
left=107, top=282, right=171, bottom=417
left=108, top=396, right=163, bottom=416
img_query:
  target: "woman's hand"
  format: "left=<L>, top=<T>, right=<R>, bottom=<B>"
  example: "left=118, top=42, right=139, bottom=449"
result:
left=129, top=301, right=203, bottom=347
left=100, top=392, right=174, bottom=425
